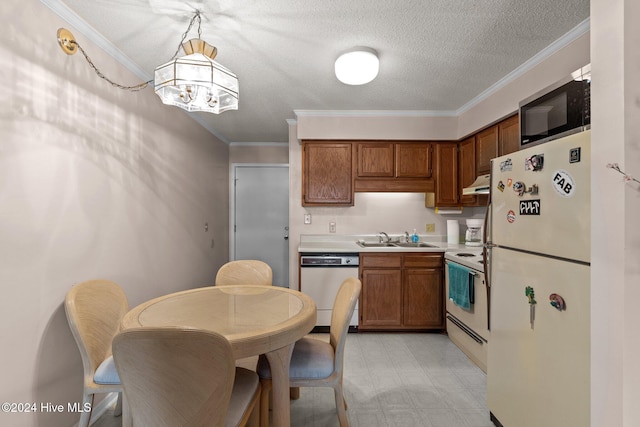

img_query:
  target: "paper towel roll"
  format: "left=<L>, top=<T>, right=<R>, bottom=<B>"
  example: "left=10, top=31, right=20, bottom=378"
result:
left=447, top=220, right=460, bottom=244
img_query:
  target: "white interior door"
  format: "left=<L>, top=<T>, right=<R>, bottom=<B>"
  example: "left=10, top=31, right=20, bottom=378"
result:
left=232, top=164, right=289, bottom=287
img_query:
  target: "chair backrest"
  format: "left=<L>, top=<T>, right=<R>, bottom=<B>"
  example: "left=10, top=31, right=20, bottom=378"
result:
left=329, top=277, right=362, bottom=374
left=215, top=260, right=273, bottom=286
left=65, top=279, right=129, bottom=385
left=112, top=327, right=236, bottom=427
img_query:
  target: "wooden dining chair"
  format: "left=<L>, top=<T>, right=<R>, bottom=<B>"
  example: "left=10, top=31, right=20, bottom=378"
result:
left=64, top=279, right=129, bottom=427
left=256, top=277, right=361, bottom=427
left=215, top=260, right=273, bottom=286
left=113, top=327, right=261, bottom=427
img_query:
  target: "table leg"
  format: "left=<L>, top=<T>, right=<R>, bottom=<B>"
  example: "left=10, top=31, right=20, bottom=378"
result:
left=122, top=395, right=132, bottom=427
left=264, top=343, right=295, bottom=427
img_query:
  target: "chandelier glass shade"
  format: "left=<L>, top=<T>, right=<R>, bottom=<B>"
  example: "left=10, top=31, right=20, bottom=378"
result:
left=154, top=38, right=239, bottom=113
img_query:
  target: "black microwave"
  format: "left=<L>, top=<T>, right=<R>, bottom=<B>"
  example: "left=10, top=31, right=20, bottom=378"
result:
left=519, top=64, right=590, bottom=148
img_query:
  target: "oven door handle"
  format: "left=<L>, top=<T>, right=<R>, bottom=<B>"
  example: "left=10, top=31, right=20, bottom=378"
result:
left=446, top=314, right=485, bottom=344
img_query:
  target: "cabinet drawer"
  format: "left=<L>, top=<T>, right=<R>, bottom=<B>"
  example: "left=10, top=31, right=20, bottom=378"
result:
left=403, top=254, right=443, bottom=268
left=360, top=253, right=402, bottom=268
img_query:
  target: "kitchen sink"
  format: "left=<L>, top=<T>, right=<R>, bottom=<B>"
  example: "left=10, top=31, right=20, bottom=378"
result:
left=356, top=242, right=397, bottom=247
left=392, top=242, right=437, bottom=248
left=356, top=241, right=437, bottom=248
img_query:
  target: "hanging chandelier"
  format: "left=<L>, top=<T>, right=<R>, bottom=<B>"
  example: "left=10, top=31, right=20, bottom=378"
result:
left=56, top=10, right=238, bottom=114
left=154, top=11, right=239, bottom=114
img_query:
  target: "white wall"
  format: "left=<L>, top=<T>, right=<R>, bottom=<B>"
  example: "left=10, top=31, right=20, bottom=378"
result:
left=591, top=0, right=640, bottom=425
left=229, top=142, right=289, bottom=164
left=0, top=1, right=229, bottom=426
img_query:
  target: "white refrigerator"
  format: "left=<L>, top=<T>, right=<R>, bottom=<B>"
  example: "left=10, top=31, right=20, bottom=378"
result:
left=486, top=130, right=590, bottom=427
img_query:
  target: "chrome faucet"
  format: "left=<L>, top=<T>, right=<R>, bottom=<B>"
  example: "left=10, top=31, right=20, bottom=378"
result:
left=404, top=231, right=410, bottom=243
left=378, top=231, right=390, bottom=243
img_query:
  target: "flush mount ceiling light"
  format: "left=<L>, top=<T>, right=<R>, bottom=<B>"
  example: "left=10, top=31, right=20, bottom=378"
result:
left=56, top=10, right=238, bottom=114
left=334, top=47, right=379, bottom=85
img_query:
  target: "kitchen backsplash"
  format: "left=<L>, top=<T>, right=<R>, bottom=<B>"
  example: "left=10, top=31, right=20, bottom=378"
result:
left=301, top=192, right=484, bottom=237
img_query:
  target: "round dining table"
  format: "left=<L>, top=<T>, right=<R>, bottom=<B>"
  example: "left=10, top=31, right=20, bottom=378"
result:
left=120, top=285, right=317, bottom=427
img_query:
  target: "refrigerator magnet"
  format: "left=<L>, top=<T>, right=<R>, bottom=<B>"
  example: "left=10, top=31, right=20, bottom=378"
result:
left=499, top=158, right=512, bottom=172
left=570, top=147, right=581, bottom=163
left=497, top=181, right=505, bottom=192
left=507, top=210, right=516, bottom=223
left=525, top=154, right=544, bottom=171
left=552, top=169, right=576, bottom=197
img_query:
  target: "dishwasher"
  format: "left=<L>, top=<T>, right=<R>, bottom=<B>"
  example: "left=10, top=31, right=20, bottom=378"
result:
left=299, top=253, right=359, bottom=331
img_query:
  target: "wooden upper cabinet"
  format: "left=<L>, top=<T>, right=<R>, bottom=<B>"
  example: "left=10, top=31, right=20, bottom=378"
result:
left=458, top=136, right=478, bottom=206
left=357, top=143, right=394, bottom=177
left=356, top=142, right=432, bottom=178
left=476, top=125, right=499, bottom=176
left=395, top=143, right=432, bottom=178
left=302, top=141, right=354, bottom=206
left=435, top=142, right=459, bottom=207
left=498, top=114, right=520, bottom=156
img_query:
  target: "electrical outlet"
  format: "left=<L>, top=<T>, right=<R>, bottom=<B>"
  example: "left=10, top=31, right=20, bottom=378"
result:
left=426, top=223, right=435, bottom=232
left=329, top=221, right=336, bottom=233
left=304, top=213, right=312, bottom=224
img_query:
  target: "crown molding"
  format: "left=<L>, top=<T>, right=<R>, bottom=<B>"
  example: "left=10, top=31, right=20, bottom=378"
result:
left=294, top=110, right=456, bottom=118
left=456, top=18, right=590, bottom=115
left=229, top=141, right=289, bottom=147
left=42, top=0, right=589, bottom=145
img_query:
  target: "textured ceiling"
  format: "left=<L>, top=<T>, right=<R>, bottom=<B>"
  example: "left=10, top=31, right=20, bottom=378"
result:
left=45, top=0, right=590, bottom=143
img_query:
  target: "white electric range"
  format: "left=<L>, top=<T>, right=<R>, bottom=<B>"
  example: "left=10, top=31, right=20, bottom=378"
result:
left=444, top=249, right=489, bottom=372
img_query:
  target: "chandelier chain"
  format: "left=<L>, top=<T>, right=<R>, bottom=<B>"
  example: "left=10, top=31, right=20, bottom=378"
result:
left=72, top=41, right=151, bottom=91
left=65, top=10, right=203, bottom=92
left=169, top=10, right=202, bottom=61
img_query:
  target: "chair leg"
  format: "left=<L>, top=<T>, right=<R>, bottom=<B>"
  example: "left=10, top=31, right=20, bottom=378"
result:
left=78, top=394, right=94, bottom=427
left=114, top=391, right=123, bottom=416
left=259, top=379, right=272, bottom=427
left=333, top=384, right=349, bottom=427
left=289, top=387, right=300, bottom=400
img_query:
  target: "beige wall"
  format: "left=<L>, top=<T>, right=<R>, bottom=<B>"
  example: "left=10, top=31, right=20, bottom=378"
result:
left=229, top=142, right=289, bottom=164
left=0, top=1, right=230, bottom=426
left=295, top=112, right=458, bottom=140
left=591, top=0, right=640, bottom=425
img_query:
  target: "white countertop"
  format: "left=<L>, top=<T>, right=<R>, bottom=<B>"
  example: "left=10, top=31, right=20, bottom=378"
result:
left=298, top=234, right=472, bottom=254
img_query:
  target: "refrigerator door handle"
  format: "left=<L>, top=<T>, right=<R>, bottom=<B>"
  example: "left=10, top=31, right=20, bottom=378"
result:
left=483, top=193, right=492, bottom=331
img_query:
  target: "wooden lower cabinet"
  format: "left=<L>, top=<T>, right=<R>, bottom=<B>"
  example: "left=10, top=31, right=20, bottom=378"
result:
left=360, top=268, right=402, bottom=327
left=359, top=252, right=444, bottom=331
left=403, top=268, right=443, bottom=327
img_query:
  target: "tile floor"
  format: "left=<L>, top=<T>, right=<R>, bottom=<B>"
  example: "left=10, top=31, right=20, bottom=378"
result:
left=94, top=332, right=493, bottom=427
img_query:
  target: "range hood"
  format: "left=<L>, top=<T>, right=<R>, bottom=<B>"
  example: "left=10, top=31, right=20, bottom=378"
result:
left=462, top=174, right=490, bottom=195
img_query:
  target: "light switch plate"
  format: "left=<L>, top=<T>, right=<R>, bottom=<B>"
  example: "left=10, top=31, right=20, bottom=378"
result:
left=304, top=214, right=312, bottom=224
left=329, top=221, right=336, bottom=233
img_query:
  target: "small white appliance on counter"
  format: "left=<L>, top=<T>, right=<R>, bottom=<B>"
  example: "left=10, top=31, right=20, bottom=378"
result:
left=299, top=253, right=359, bottom=331
left=464, top=219, right=484, bottom=246
left=486, top=130, right=590, bottom=427
left=444, top=250, right=488, bottom=372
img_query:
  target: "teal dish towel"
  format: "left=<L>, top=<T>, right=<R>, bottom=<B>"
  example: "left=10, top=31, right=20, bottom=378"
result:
left=448, top=263, right=475, bottom=310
